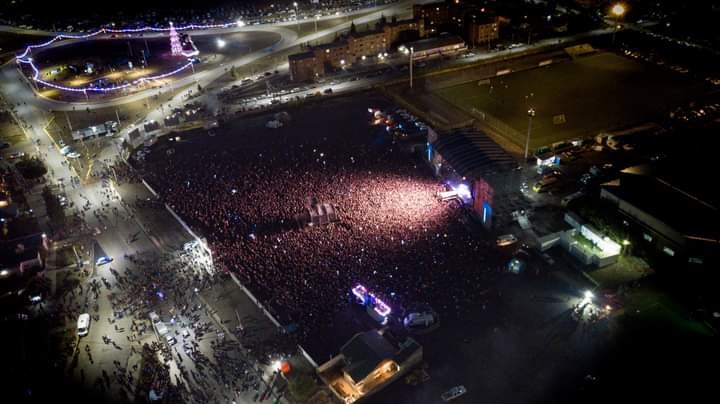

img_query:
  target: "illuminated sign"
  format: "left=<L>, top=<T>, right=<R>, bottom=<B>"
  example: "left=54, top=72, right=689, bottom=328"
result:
left=351, top=284, right=392, bottom=318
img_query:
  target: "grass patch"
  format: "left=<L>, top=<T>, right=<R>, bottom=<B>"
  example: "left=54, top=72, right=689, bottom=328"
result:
left=434, top=52, right=707, bottom=150
left=287, top=372, right=318, bottom=401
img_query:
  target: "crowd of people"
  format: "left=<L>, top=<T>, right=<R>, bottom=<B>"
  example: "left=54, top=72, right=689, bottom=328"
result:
left=138, top=102, right=506, bottom=347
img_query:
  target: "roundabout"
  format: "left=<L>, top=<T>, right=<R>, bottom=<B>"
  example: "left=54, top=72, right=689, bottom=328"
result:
left=15, top=22, right=282, bottom=101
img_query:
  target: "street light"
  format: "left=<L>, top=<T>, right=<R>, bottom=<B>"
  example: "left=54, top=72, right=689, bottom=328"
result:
left=216, top=38, right=226, bottom=49
left=294, top=2, right=299, bottom=31
left=610, top=3, right=626, bottom=45
left=524, top=107, right=535, bottom=161
left=236, top=20, right=245, bottom=28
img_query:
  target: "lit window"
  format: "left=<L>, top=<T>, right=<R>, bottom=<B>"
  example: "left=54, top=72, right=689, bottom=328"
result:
left=643, top=233, right=653, bottom=242
left=688, top=257, right=704, bottom=264
left=663, top=247, right=675, bottom=256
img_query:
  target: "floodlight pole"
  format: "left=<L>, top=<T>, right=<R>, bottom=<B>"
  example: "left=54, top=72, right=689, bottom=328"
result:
left=524, top=108, right=535, bottom=162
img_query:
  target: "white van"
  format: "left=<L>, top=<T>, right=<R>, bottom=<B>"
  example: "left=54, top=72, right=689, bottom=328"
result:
left=77, top=313, right=91, bottom=337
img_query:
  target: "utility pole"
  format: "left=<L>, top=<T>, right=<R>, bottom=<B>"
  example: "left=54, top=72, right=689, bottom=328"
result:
left=409, top=46, right=414, bottom=89
left=524, top=108, right=535, bottom=162
left=115, top=109, right=122, bottom=127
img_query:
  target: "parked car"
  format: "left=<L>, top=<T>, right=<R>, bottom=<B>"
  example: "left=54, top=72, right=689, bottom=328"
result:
left=441, top=385, right=467, bottom=402
left=404, top=311, right=436, bottom=328
left=96, top=256, right=113, bottom=266
left=496, top=234, right=518, bottom=247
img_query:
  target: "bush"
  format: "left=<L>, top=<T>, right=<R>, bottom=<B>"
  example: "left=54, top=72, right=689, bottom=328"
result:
left=15, top=156, right=47, bottom=179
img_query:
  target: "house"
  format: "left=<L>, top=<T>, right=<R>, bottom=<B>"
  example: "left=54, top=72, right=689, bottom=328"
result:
left=318, top=329, right=422, bottom=403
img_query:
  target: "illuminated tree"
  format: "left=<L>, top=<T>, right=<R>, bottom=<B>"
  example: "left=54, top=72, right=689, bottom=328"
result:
left=169, top=22, right=183, bottom=56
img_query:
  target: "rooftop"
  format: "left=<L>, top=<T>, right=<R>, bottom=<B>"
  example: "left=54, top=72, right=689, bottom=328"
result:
left=403, top=34, right=465, bottom=53
left=602, top=166, right=720, bottom=241
left=432, top=130, right=518, bottom=178
left=288, top=51, right=316, bottom=62
left=341, top=330, right=397, bottom=383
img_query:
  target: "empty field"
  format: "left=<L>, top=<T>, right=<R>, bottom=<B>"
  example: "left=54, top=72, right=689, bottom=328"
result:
left=434, top=52, right=707, bottom=150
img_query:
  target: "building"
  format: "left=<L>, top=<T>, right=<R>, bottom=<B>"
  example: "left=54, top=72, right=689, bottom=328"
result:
left=412, top=0, right=454, bottom=33
left=287, top=17, right=425, bottom=81
left=600, top=165, right=719, bottom=266
left=288, top=51, right=320, bottom=82
left=347, top=28, right=387, bottom=63
left=0, top=234, right=48, bottom=294
left=466, top=13, right=499, bottom=46
left=318, top=329, right=422, bottom=403
left=384, top=16, right=425, bottom=48
left=429, top=129, right=519, bottom=228
left=401, top=34, right=467, bottom=60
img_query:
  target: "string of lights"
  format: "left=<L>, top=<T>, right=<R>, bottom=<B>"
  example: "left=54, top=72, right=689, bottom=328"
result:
left=14, top=20, right=244, bottom=93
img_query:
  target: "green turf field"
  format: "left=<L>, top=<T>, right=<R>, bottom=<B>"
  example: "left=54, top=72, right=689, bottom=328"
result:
left=434, top=52, right=707, bottom=150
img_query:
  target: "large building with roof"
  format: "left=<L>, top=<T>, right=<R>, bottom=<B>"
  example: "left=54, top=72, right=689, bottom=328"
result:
left=317, top=329, right=422, bottom=403
left=429, top=129, right=520, bottom=228
left=400, top=33, right=467, bottom=60
left=601, top=164, right=719, bottom=267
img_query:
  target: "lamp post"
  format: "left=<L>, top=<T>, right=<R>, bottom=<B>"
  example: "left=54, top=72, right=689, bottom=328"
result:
left=409, top=46, right=414, bottom=89
left=524, top=107, right=535, bottom=162
left=610, top=3, right=626, bottom=45
left=294, top=2, right=300, bottom=32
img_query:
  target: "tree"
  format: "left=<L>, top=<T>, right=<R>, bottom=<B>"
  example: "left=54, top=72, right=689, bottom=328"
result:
left=15, top=156, right=47, bottom=179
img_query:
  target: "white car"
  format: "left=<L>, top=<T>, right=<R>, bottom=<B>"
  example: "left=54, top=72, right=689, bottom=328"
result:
left=166, top=335, right=177, bottom=345
left=403, top=312, right=435, bottom=328
left=67, top=152, right=81, bottom=159
left=95, top=256, right=113, bottom=265
left=441, top=385, right=467, bottom=401
left=496, top=234, right=518, bottom=247
left=77, top=313, right=91, bottom=337
left=60, top=145, right=72, bottom=155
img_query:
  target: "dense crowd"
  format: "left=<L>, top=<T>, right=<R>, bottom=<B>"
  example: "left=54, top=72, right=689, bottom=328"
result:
left=139, top=105, right=505, bottom=345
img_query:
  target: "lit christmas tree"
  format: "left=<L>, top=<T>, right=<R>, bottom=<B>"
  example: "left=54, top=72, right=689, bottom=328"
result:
left=169, top=22, right=183, bottom=56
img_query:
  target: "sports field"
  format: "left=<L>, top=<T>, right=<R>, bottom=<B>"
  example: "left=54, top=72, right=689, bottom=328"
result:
left=434, top=52, right=707, bottom=151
